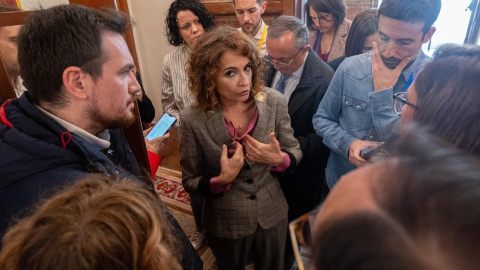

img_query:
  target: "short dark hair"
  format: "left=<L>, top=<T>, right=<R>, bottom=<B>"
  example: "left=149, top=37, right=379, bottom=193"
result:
left=18, top=5, right=131, bottom=107
left=0, top=3, right=21, bottom=12
left=165, top=0, right=215, bottom=47
left=378, top=0, right=441, bottom=33
left=412, top=44, right=480, bottom=157
left=314, top=126, right=480, bottom=269
left=305, top=0, right=347, bottom=30
left=344, top=9, right=378, bottom=57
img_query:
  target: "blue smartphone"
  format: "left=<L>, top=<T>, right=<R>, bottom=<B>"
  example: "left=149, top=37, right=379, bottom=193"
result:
left=359, top=142, right=385, bottom=160
left=145, top=113, right=177, bottom=141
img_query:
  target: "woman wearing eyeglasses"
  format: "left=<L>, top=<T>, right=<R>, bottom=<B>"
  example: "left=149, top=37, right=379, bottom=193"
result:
left=305, top=0, right=351, bottom=63
left=327, top=9, right=379, bottom=71
left=398, top=44, right=480, bottom=157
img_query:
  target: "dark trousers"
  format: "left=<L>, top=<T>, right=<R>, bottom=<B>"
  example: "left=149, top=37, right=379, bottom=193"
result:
left=206, top=219, right=288, bottom=270
left=190, top=193, right=204, bottom=230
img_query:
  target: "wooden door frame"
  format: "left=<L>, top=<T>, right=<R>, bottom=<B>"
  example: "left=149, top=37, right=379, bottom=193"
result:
left=0, top=10, right=33, bottom=101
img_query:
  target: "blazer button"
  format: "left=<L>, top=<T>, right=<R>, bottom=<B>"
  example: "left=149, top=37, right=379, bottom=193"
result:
left=248, top=195, right=256, bottom=200
left=245, top=179, right=253, bottom=184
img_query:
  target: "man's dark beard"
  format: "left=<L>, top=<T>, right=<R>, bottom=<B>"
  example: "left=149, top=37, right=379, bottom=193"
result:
left=89, top=100, right=136, bottom=131
left=242, top=21, right=260, bottom=35
left=381, top=55, right=401, bottom=69
left=381, top=55, right=415, bottom=70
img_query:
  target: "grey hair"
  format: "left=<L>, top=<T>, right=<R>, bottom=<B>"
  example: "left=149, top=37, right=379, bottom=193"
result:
left=267, top=15, right=309, bottom=49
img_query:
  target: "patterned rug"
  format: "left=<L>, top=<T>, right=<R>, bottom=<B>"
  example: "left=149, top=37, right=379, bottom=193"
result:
left=154, top=175, right=191, bottom=211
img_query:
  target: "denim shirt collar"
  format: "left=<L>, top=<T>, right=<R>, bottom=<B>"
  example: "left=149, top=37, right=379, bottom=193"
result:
left=401, top=50, right=429, bottom=81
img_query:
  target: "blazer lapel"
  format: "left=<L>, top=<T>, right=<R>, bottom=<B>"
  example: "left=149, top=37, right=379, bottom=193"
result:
left=329, top=19, right=350, bottom=62
left=289, top=81, right=316, bottom=116
left=205, top=110, right=232, bottom=146
left=251, top=92, right=272, bottom=143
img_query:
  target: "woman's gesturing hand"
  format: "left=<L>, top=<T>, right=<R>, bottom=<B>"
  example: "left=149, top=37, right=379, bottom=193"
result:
left=244, top=132, right=284, bottom=166
left=217, top=142, right=244, bottom=185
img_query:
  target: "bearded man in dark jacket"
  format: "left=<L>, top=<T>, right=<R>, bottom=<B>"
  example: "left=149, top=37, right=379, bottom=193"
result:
left=0, top=5, right=201, bottom=269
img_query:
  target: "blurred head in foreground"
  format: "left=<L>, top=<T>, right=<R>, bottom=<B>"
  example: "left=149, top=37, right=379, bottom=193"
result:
left=313, top=126, right=480, bottom=270
left=401, top=45, right=480, bottom=157
left=0, top=174, right=181, bottom=270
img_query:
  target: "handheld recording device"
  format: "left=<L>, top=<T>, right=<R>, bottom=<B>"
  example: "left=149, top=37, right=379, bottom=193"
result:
left=145, top=113, right=177, bottom=141
left=359, top=142, right=385, bottom=160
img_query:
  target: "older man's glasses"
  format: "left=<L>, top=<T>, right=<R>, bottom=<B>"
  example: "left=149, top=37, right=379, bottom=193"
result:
left=393, top=92, right=419, bottom=115
left=265, top=48, right=302, bottom=67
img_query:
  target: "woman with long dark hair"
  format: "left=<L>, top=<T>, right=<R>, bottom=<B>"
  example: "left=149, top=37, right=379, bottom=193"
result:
left=328, top=9, right=378, bottom=71
left=399, top=45, right=480, bottom=156
left=305, top=0, right=351, bottom=63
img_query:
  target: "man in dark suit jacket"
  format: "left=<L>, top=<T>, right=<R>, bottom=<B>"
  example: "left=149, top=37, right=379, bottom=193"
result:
left=264, top=15, right=334, bottom=269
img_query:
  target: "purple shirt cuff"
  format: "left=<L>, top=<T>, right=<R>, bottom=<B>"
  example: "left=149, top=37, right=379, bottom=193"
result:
left=270, top=152, right=290, bottom=172
left=210, top=176, right=232, bottom=194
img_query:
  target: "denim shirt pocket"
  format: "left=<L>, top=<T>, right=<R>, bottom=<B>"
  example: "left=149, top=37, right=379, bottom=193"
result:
left=342, top=94, right=368, bottom=128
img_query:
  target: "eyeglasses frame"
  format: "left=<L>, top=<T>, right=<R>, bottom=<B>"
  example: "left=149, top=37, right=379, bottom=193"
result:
left=265, top=48, right=303, bottom=67
left=393, top=92, right=419, bottom=114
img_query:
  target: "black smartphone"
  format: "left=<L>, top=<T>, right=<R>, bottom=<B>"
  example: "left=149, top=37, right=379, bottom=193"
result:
left=359, top=142, right=385, bottom=160
left=145, top=113, right=177, bottom=141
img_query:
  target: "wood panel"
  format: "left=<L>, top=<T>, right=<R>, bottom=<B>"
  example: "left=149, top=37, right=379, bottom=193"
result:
left=0, top=11, right=32, bottom=101
left=159, top=127, right=181, bottom=172
left=203, top=0, right=297, bottom=26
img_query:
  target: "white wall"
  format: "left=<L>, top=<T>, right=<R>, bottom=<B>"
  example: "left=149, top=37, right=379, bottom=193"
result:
left=19, top=0, right=68, bottom=10
left=128, top=0, right=175, bottom=121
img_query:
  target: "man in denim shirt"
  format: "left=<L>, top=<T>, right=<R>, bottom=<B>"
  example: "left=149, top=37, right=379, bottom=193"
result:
left=313, top=0, right=441, bottom=188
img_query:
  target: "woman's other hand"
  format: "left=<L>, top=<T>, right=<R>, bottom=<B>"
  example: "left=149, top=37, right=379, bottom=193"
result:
left=143, top=127, right=170, bottom=156
left=244, top=132, right=284, bottom=166
left=217, top=143, right=244, bottom=185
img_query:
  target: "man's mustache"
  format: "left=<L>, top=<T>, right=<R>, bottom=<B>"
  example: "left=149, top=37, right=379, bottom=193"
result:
left=381, top=55, right=401, bottom=64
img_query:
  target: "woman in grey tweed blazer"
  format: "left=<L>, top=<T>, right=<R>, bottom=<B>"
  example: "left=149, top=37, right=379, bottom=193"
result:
left=179, top=26, right=302, bottom=270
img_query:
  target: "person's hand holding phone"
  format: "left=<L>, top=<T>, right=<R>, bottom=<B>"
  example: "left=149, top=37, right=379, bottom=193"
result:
left=143, top=127, right=170, bottom=156
left=145, top=114, right=176, bottom=141
left=359, top=142, right=385, bottom=161
left=348, top=139, right=379, bottom=167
